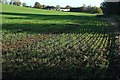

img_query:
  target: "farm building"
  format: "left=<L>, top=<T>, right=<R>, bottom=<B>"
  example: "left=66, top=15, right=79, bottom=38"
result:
left=45, top=6, right=56, bottom=10
left=70, top=8, right=82, bottom=12
left=59, top=8, right=70, bottom=12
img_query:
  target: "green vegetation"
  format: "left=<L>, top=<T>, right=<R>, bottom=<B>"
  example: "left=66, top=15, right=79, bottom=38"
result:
left=91, top=6, right=103, bottom=14
left=1, top=4, right=115, bottom=78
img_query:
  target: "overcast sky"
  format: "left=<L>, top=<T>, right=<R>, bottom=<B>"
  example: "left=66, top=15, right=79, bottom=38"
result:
left=8, top=0, right=104, bottom=7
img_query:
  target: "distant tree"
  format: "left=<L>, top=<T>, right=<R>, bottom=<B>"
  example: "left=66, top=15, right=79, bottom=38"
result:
left=13, top=2, right=21, bottom=6
left=65, top=5, right=71, bottom=9
left=0, top=0, right=2, bottom=2
left=34, top=2, right=41, bottom=8
left=9, top=0, right=13, bottom=5
left=56, top=5, right=60, bottom=10
left=91, top=6, right=97, bottom=13
left=9, top=1, right=12, bottom=5
left=52, top=6, right=55, bottom=9
left=25, top=6, right=32, bottom=8
left=81, top=4, right=88, bottom=12
left=39, top=5, right=46, bottom=9
left=96, top=8, right=103, bottom=14
left=0, top=0, right=2, bottom=3
left=0, top=0, right=7, bottom=4
left=45, top=5, right=50, bottom=10
left=45, top=6, right=55, bottom=10
left=91, top=6, right=103, bottom=14
left=22, top=2, right=27, bottom=7
left=42, top=5, right=46, bottom=9
left=12, top=0, right=21, bottom=6
left=87, top=5, right=92, bottom=13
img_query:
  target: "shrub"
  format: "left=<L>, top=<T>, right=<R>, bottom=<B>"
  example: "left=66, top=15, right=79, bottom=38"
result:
left=91, top=7, right=103, bottom=14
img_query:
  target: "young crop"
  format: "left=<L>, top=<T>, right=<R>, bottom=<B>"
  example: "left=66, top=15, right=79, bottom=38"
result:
left=2, top=5, right=116, bottom=78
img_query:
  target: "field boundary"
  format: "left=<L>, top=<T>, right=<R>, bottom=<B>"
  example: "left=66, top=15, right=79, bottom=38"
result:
left=0, top=3, right=2, bottom=80
left=101, top=17, right=120, bottom=79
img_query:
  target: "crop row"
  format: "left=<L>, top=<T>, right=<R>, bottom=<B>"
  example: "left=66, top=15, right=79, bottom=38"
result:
left=2, top=30, right=114, bottom=78
left=2, top=13, right=115, bottom=78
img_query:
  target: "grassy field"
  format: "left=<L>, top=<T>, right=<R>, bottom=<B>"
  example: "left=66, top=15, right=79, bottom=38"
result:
left=1, top=4, right=116, bottom=79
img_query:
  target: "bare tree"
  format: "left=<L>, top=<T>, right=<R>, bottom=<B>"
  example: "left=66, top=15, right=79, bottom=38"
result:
left=56, top=5, right=60, bottom=10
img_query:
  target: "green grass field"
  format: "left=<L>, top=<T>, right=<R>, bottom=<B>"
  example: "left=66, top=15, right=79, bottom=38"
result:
left=1, top=4, right=116, bottom=78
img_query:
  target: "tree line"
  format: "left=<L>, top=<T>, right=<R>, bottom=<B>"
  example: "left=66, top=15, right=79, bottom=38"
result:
left=1, top=0, right=120, bottom=15
left=0, top=0, right=26, bottom=6
left=0, top=0, right=103, bottom=14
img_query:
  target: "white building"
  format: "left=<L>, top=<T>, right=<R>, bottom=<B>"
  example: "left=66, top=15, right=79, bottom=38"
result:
left=59, top=8, right=70, bottom=12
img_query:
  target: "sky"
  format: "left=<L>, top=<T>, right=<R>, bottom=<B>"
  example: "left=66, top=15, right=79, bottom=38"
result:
left=9, top=0, right=105, bottom=7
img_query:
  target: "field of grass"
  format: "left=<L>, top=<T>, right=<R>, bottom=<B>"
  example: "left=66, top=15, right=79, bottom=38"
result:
left=1, top=4, right=116, bottom=78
